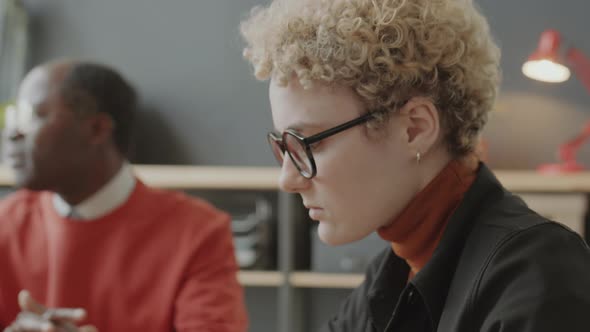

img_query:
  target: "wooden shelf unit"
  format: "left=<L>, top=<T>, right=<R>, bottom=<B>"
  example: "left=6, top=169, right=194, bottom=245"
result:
left=1, top=165, right=589, bottom=321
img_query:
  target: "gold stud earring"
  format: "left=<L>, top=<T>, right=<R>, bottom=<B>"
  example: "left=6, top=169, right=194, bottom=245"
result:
left=416, top=151, right=421, bottom=165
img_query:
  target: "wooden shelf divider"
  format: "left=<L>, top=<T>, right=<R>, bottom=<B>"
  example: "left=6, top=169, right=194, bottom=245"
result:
left=238, top=271, right=284, bottom=287
left=0, top=165, right=590, bottom=192
left=290, top=272, right=364, bottom=289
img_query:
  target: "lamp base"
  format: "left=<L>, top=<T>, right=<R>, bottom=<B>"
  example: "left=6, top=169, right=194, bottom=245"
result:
left=537, top=162, right=585, bottom=174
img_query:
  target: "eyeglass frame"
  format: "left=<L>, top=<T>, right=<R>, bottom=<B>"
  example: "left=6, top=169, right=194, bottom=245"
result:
left=267, top=102, right=406, bottom=179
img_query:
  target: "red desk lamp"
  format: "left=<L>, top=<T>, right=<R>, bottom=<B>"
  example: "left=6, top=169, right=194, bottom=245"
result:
left=522, top=29, right=590, bottom=173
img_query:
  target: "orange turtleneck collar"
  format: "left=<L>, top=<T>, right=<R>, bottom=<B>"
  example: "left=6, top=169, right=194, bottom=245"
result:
left=377, top=155, right=478, bottom=279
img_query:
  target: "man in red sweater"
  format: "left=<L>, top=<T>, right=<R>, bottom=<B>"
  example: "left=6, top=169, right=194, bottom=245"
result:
left=0, top=60, right=248, bottom=331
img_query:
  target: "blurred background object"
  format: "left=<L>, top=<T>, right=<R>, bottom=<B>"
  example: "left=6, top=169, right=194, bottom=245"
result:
left=0, top=0, right=28, bottom=111
left=0, top=0, right=28, bottom=157
left=523, top=29, right=590, bottom=173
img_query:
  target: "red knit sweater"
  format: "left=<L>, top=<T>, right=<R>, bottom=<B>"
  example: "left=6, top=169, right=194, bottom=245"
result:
left=0, top=181, right=247, bottom=331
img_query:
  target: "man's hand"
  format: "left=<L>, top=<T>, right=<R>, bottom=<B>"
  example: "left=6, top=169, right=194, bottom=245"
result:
left=3, top=290, right=98, bottom=332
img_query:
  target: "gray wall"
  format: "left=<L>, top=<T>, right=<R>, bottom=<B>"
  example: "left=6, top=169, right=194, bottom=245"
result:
left=20, top=0, right=590, bottom=169
left=23, top=0, right=275, bottom=166
left=17, top=0, right=590, bottom=331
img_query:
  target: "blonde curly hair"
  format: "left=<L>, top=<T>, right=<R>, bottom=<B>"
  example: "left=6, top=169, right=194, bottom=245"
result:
left=241, top=0, right=501, bottom=156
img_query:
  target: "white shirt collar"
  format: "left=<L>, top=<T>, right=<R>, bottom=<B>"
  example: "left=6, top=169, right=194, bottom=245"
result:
left=53, top=162, right=136, bottom=221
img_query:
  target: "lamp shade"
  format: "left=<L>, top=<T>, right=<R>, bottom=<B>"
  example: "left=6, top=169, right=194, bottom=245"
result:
left=522, top=29, right=571, bottom=83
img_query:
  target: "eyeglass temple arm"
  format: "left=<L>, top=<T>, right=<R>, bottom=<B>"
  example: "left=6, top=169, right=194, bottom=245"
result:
left=303, top=112, right=377, bottom=145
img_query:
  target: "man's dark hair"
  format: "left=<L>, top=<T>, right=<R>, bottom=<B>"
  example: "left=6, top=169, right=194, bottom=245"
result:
left=59, top=62, right=137, bottom=156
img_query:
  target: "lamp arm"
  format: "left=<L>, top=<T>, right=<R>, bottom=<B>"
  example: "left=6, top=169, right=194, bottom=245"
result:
left=559, top=121, right=590, bottom=162
left=567, top=48, right=590, bottom=93
left=557, top=48, right=590, bottom=163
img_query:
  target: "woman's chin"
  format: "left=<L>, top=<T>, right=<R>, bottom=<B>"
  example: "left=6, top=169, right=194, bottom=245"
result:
left=317, top=222, right=363, bottom=246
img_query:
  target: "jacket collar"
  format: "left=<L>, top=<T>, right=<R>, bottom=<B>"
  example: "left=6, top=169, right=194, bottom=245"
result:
left=368, top=163, right=505, bottom=331
left=368, top=250, right=410, bottom=331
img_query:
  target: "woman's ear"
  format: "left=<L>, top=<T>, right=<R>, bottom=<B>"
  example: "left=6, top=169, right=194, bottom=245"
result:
left=398, top=97, right=441, bottom=156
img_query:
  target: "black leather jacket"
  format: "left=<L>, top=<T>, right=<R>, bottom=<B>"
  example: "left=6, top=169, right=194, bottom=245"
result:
left=321, top=164, right=590, bottom=332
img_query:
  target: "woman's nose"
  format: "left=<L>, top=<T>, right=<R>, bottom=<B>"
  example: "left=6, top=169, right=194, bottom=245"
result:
left=277, top=153, right=309, bottom=193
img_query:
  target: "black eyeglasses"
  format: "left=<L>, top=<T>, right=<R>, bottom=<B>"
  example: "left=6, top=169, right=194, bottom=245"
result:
left=267, top=108, right=391, bottom=179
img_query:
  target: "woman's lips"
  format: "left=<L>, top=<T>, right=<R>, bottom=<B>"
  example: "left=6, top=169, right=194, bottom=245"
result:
left=307, top=207, right=323, bottom=220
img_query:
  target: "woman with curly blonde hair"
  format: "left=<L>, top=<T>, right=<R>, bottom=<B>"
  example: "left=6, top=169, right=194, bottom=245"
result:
left=241, top=0, right=590, bottom=331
